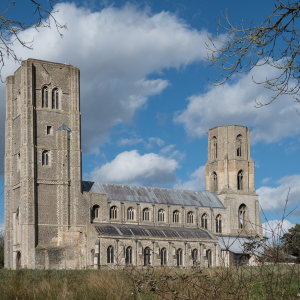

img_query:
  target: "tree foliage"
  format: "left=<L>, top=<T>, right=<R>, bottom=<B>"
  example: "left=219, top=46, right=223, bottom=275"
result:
left=207, top=0, right=300, bottom=107
left=0, top=0, right=66, bottom=79
left=281, top=223, right=300, bottom=261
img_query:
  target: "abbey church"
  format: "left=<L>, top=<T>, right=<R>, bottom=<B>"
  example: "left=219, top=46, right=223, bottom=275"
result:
left=4, top=59, right=262, bottom=270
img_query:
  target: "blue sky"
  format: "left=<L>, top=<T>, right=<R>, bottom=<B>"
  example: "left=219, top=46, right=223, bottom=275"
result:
left=0, top=0, right=299, bottom=234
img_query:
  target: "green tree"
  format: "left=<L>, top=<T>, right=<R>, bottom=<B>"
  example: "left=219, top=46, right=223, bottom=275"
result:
left=207, top=0, right=300, bottom=107
left=0, top=229, right=4, bottom=269
left=281, top=223, right=300, bottom=261
left=1, top=0, right=65, bottom=79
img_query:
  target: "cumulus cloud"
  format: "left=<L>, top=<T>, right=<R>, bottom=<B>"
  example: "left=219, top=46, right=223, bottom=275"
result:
left=117, top=138, right=144, bottom=146
left=173, top=166, right=205, bottom=191
left=0, top=2, right=211, bottom=174
left=261, top=177, right=271, bottom=184
left=174, top=64, right=300, bottom=144
left=257, top=174, right=300, bottom=213
left=147, top=137, right=165, bottom=148
left=262, top=219, right=295, bottom=240
left=89, top=150, right=179, bottom=186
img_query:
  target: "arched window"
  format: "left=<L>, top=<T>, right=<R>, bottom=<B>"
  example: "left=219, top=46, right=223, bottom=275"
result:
left=91, top=249, right=95, bottom=266
left=42, top=87, right=48, bottom=108
left=42, top=150, right=49, bottom=166
left=110, top=206, right=117, bottom=219
left=126, top=246, right=132, bottom=264
left=144, top=247, right=151, bottom=266
left=212, top=136, right=217, bottom=159
left=212, top=172, right=218, bottom=192
left=161, top=248, right=167, bottom=266
left=239, top=204, right=246, bottom=229
left=52, top=88, right=59, bottom=110
left=158, top=209, right=165, bottom=222
left=216, top=215, right=222, bottom=233
left=143, top=208, right=150, bottom=221
left=201, top=213, right=208, bottom=229
left=177, top=248, right=183, bottom=266
left=187, top=211, right=194, bottom=224
left=236, top=135, right=242, bottom=157
left=16, top=251, right=21, bottom=270
left=92, top=205, right=100, bottom=221
left=192, top=249, right=198, bottom=264
left=17, top=153, right=21, bottom=172
left=237, top=170, right=244, bottom=190
left=206, top=249, right=212, bottom=267
left=107, top=246, right=114, bottom=263
left=127, top=207, right=134, bottom=220
left=173, top=210, right=179, bottom=223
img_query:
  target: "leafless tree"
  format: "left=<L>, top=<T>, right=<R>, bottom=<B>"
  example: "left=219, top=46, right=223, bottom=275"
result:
left=0, top=0, right=66, bottom=80
left=207, top=1, right=300, bottom=107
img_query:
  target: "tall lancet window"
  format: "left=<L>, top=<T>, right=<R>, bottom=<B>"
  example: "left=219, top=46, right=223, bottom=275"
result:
left=212, top=172, right=218, bottom=192
left=236, top=135, right=242, bottom=157
left=212, top=136, right=217, bottom=159
left=239, top=204, right=246, bottom=229
left=237, top=170, right=244, bottom=190
left=42, top=87, right=49, bottom=108
left=52, top=88, right=59, bottom=109
left=216, top=215, right=222, bottom=233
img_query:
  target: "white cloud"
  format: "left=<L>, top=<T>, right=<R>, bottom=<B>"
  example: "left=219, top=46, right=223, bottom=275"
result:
left=89, top=150, right=179, bottom=186
left=147, top=137, right=165, bottom=148
left=174, top=64, right=300, bottom=144
left=257, top=174, right=300, bottom=213
left=262, top=219, right=294, bottom=240
left=160, top=144, right=176, bottom=154
left=174, top=166, right=205, bottom=191
left=261, top=177, right=271, bottom=184
left=0, top=222, right=4, bottom=231
left=0, top=2, right=211, bottom=173
left=117, top=138, right=144, bottom=146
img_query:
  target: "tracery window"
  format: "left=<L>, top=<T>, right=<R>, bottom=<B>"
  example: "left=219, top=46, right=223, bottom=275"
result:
left=212, top=172, right=218, bottom=192
left=212, top=136, right=217, bottom=159
left=92, top=205, right=100, bottom=221
left=158, top=209, right=165, bottom=222
left=144, top=247, right=151, bottom=266
left=42, top=87, right=49, bottom=108
left=127, top=207, right=134, bottom=220
left=177, top=248, right=183, bottom=266
left=173, top=210, right=179, bottom=223
left=239, top=204, right=246, bottom=229
left=187, top=211, right=194, bottom=224
left=110, top=206, right=117, bottom=219
left=201, top=213, right=208, bottom=229
left=52, top=88, right=59, bottom=110
left=161, top=248, right=167, bottom=266
left=192, top=249, right=198, bottom=264
left=126, top=246, right=132, bottom=264
left=237, top=170, right=244, bottom=190
left=143, top=208, right=150, bottom=221
left=107, top=246, right=114, bottom=263
left=42, top=150, right=49, bottom=166
left=236, top=135, right=242, bottom=157
left=216, top=215, right=222, bottom=233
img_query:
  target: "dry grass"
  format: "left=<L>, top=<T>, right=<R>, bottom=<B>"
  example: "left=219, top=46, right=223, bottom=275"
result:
left=0, top=264, right=299, bottom=300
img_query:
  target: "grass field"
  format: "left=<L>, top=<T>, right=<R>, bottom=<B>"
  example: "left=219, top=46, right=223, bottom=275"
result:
left=0, top=264, right=299, bottom=300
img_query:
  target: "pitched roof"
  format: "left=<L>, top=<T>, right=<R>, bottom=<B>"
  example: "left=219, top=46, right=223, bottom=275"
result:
left=57, top=123, right=72, bottom=132
left=93, top=223, right=214, bottom=239
left=82, top=181, right=225, bottom=209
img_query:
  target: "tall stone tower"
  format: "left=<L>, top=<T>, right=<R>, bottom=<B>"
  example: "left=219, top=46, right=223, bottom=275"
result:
left=205, top=125, right=262, bottom=236
left=5, top=59, right=84, bottom=269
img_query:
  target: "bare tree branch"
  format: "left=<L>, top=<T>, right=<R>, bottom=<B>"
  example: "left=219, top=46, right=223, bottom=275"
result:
left=206, top=0, right=300, bottom=107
